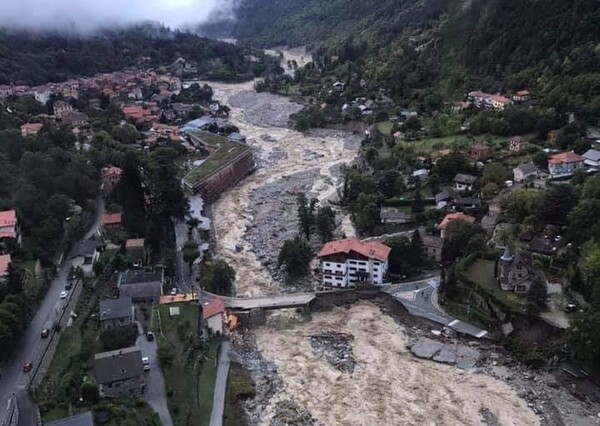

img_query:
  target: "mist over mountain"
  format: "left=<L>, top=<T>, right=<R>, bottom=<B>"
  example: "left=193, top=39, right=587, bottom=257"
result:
left=0, top=0, right=235, bottom=33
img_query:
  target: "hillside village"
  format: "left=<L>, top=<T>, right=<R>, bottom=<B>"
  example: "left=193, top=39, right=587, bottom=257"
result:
left=0, top=6, right=598, bottom=426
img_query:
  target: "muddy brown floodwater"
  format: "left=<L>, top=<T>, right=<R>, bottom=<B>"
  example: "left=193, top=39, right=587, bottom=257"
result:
left=255, top=302, right=540, bottom=426
left=206, top=78, right=360, bottom=297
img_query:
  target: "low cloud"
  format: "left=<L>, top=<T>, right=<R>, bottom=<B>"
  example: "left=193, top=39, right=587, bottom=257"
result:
left=0, top=0, right=235, bottom=33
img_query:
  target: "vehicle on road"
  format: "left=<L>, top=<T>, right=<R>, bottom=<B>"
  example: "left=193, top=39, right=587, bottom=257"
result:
left=59, top=291, right=69, bottom=299
left=41, top=328, right=50, bottom=338
left=65, top=282, right=73, bottom=290
left=41, top=320, right=54, bottom=338
left=22, top=362, right=33, bottom=373
left=170, top=287, right=178, bottom=296
left=144, top=364, right=151, bottom=372
left=142, top=356, right=149, bottom=365
left=564, top=303, right=579, bottom=313
left=146, top=331, right=154, bottom=341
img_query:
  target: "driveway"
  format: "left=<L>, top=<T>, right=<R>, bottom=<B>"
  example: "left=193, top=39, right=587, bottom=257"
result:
left=0, top=197, right=104, bottom=426
left=136, top=328, right=173, bottom=426
left=210, top=341, right=231, bottom=426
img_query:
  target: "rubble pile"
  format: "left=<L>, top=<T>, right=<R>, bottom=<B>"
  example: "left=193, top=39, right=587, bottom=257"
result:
left=270, top=400, right=318, bottom=426
left=229, top=90, right=304, bottom=127
left=309, top=331, right=355, bottom=373
left=479, top=407, right=500, bottom=426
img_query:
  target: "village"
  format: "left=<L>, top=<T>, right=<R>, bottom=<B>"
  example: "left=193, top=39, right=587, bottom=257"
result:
left=0, top=43, right=599, bottom=426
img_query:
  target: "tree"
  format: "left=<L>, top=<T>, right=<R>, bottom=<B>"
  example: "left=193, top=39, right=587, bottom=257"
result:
left=568, top=308, right=600, bottom=370
left=571, top=267, right=583, bottom=292
left=532, top=151, right=549, bottom=170
left=297, top=193, right=316, bottom=240
left=537, top=185, right=576, bottom=225
left=500, top=189, right=543, bottom=223
left=411, top=191, right=424, bottom=214
left=118, top=151, right=146, bottom=237
left=187, top=217, right=200, bottom=238
left=526, top=279, right=548, bottom=314
left=208, top=259, right=236, bottom=296
left=481, top=163, right=508, bottom=187
left=443, top=266, right=458, bottom=299
left=4, top=263, right=24, bottom=295
left=409, top=230, right=424, bottom=268
left=442, top=221, right=485, bottom=262
left=99, top=325, right=137, bottom=351
left=80, top=382, right=99, bottom=405
left=351, top=193, right=380, bottom=233
left=316, top=206, right=336, bottom=243
left=278, top=237, right=313, bottom=277
left=183, top=240, right=200, bottom=276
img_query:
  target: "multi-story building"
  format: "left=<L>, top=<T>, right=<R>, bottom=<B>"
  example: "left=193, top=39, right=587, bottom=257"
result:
left=547, top=151, right=585, bottom=177
left=94, top=347, right=144, bottom=398
left=317, top=238, right=391, bottom=289
left=102, top=166, right=122, bottom=197
left=0, top=209, right=20, bottom=244
left=99, top=297, right=134, bottom=330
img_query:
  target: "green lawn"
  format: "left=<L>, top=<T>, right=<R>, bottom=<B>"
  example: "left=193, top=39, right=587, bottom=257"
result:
left=183, top=131, right=252, bottom=186
left=463, top=259, right=525, bottom=313
left=399, top=134, right=511, bottom=154
left=376, top=121, right=393, bottom=136
left=152, top=303, right=219, bottom=426
left=224, top=363, right=255, bottom=426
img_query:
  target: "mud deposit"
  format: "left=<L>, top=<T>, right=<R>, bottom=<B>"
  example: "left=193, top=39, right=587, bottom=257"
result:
left=254, top=302, right=539, bottom=426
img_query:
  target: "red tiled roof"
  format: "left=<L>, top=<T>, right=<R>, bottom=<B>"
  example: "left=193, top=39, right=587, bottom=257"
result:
left=470, top=143, right=490, bottom=151
left=125, top=238, right=145, bottom=248
left=439, top=212, right=476, bottom=230
left=0, top=210, right=17, bottom=238
left=102, top=213, right=122, bottom=226
left=0, top=254, right=11, bottom=277
left=548, top=152, right=584, bottom=165
left=102, top=166, right=122, bottom=179
left=202, top=299, right=225, bottom=320
left=317, top=238, right=391, bottom=262
left=20, top=122, right=43, bottom=134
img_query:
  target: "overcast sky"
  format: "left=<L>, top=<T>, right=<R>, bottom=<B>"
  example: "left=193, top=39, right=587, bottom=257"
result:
left=0, top=0, right=233, bottom=32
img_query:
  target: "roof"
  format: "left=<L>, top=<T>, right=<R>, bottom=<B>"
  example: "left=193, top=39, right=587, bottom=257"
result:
left=470, top=143, right=490, bottom=151
left=0, top=209, right=17, bottom=238
left=548, top=151, right=584, bottom=165
left=317, top=238, right=391, bottom=262
left=102, top=166, right=122, bottom=178
left=454, top=173, right=478, bottom=184
left=119, top=269, right=162, bottom=285
left=422, top=235, right=443, bottom=249
left=0, top=254, right=11, bottom=277
left=435, top=188, right=460, bottom=204
left=508, top=136, right=525, bottom=143
left=125, top=238, right=145, bottom=249
left=94, top=346, right=143, bottom=384
left=179, top=117, right=217, bottom=133
left=202, top=299, right=225, bottom=320
left=118, top=270, right=163, bottom=300
left=412, top=168, right=429, bottom=177
left=21, top=122, right=43, bottom=133
left=439, top=212, right=476, bottom=230
left=45, top=412, right=94, bottom=426
left=70, top=239, right=96, bottom=259
left=528, top=238, right=558, bottom=256
left=582, top=149, right=600, bottom=162
left=99, top=297, right=133, bottom=321
left=514, top=163, right=539, bottom=175
left=102, top=213, right=122, bottom=226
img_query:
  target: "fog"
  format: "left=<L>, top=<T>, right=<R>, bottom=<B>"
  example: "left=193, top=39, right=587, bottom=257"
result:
left=0, top=0, right=236, bottom=33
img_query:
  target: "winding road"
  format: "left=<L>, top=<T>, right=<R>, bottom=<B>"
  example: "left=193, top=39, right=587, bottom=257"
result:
left=0, top=198, right=105, bottom=426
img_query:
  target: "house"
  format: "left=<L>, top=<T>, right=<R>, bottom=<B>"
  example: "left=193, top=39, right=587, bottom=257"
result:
left=20, top=122, right=43, bottom=137
left=435, top=188, right=460, bottom=209
left=412, top=169, right=429, bottom=180
left=102, top=213, right=122, bottom=230
left=53, top=100, right=73, bottom=118
left=179, top=117, right=217, bottom=134
left=69, top=239, right=99, bottom=277
left=317, top=238, right=391, bottom=289
left=94, top=347, right=144, bottom=398
left=380, top=207, right=413, bottom=224
left=454, top=173, right=478, bottom=192
left=332, top=81, right=345, bottom=92
left=62, top=111, right=89, bottom=127
left=512, top=90, right=531, bottom=103
left=432, top=149, right=452, bottom=162
left=547, top=130, right=559, bottom=144
left=547, top=151, right=585, bottom=177
left=468, top=143, right=491, bottom=161
left=0, top=254, right=11, bottom=283
left=200, top=298, right=225, bottom=339
left=467, top=91, right=513, bottom=110
left=0, top=209, right=20, bottom=243
left=99, top=297, right=134, bottom=330
left=125, top=238, right=145, bottom=265
left=102, top=166, right=122, bottom=197
left=528, top=238, right=558, bottom=256
left=513, top=163, right=540, bottom=182
left=45, top=412, right=94, bottom=426
left=582, top=149, right=600, bottom=168
left=117, top=270, right=163, bottom=303
left=422, top=235, right=443, bottom=262
left=508, top=136, right=528, bottom=153
left=497, top=247, right=534, bottom=293
left=439, top=212, right=476, bottom=239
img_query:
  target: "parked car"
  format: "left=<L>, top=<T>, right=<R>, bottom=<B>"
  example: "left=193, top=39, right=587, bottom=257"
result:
left=59, top=291, right=69, bottom=299
left=41, top=329, right=50, bottom=338
left=22, top=362, right=33, bottom=373
left=170, top=287, right=178, bottom=296
left=143, top=364, right=151, bottom=372
left=65, top=282, right=73, bottom=290
left=146, top=331, right=154, bottom=342
left=142, top=357, right=149, bottom=365
left=564, top=303, right=579, bottom=313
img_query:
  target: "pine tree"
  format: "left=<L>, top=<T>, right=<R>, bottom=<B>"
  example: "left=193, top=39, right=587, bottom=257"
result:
left=411, top=190, right=424, bottom=214
left=527, top=279, right=548, bottom=314
left=409, top=229, right=424, bottom=267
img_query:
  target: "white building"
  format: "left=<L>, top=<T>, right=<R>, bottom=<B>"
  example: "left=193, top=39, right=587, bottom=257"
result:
left=317, top=238, right=391, bottom=289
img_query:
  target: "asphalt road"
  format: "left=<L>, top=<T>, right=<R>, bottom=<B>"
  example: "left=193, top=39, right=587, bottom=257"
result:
left=136, top=326, right=172, bottom=426
left=0, top=198, right=104, bottom=426
left=209, top=341, right=231, bottom=426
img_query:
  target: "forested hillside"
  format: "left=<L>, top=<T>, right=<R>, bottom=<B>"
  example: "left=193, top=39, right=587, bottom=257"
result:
left=0, top=24, right=269, bottom=85
left=227, top=0, right=600, bottom=121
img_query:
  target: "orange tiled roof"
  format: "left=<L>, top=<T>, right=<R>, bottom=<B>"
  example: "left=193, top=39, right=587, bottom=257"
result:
left=202, top=299, right=225, bottom=320
left=102, top=213, right=122, bottom=226
left=317, top=238, right=391, bottom=262
left=439, top=212, right=476, bottom=230
left=548, top=151, right=584, bottom=165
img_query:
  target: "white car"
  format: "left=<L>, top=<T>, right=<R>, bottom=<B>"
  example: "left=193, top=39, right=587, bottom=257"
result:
left=170, top=288, right=178, bottom=296
left=143, top=364, right=151, bottom=372
left=59, top=291, right=69, bottom=299
left=142, top=356, right=149, bottom=365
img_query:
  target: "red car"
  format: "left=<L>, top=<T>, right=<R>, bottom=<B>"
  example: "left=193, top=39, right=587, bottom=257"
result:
left=22, top=362, right=33, bottom=373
